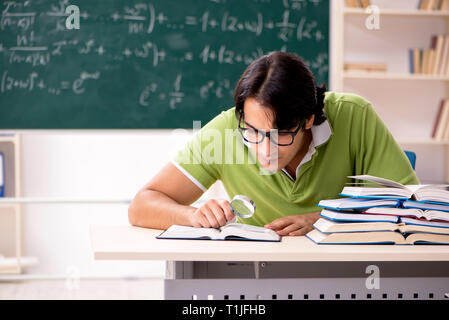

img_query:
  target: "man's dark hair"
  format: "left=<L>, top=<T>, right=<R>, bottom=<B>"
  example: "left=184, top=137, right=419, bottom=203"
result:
left=234, top=51, right=327, bottom=130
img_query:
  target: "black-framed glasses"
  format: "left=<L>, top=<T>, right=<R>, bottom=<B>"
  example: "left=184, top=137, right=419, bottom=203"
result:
left=237, top=112, right=305, bottom=146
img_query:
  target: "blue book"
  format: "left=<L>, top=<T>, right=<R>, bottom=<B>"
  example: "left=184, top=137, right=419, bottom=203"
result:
left=409, top=48, right=414, bottom=74
left=339, top=193, right=408, bottom=200
left=0, top=152, right=4, bottom=197
left=403, top=200, right=449, bottom=213
left=319, top=209, right=400, bottom=223
left=317, top=197, right=401, bottom=210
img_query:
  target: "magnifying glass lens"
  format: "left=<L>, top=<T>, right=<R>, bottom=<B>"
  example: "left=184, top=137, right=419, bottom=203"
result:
left=230, top=195, right=255, bottom=219
left=231, top=199, right=252, bottom=216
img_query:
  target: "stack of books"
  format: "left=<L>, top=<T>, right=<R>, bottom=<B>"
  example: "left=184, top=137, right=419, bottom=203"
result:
left=306, top=175, right=449, bottom=245
left=409, top=34, right=449, bottom=76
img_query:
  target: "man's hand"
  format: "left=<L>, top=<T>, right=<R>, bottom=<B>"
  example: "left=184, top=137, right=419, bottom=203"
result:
left=189, top=199, right=235, bottom=228
left=264, top=212, right=320, bottom=236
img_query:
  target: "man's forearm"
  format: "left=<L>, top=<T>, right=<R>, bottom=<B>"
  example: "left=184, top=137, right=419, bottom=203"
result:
left=128, top=189, right=196, bottom=230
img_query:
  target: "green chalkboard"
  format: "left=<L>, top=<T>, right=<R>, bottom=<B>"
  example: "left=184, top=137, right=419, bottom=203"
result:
left=0, top=0, right=329, bottom=129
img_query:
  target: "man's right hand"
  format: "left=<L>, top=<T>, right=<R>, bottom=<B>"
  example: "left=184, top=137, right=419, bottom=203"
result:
left=189, top=199, right=235, bottom=228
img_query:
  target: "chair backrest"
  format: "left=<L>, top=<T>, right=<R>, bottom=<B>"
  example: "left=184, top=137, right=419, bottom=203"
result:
left=404, top=150, right=416, bottom=170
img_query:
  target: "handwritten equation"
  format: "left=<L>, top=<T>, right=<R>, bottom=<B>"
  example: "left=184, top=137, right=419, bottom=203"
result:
left=0, top=0, right=328, bottom=127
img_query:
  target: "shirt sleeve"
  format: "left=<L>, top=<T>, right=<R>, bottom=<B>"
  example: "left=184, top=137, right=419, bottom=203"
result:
left=351, top=101, right=420, bottom=185
left=171, top=109, right=229, bottom=192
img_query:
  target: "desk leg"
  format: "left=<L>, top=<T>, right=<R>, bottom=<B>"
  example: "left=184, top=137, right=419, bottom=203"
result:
left=165, top=261, right=194, bottom=280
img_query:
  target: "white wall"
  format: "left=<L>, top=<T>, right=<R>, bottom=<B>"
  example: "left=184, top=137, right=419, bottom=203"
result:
left=19, top=131, right=228, bottom=278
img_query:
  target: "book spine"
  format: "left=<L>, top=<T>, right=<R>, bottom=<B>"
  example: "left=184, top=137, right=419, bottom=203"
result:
left=360, top=0, right=370, bottom=8
left=443, top=107, right=449, bottom=141
left=433, top=35, right=444, bottom=74
left=409, top=49, right=414, bottom=74
left=414, top=49, right=421, bottom=74
left=442, top=0, right=449, bottom=10
left=441, top=35, right=449, bottom=74
left=420, top=0, right=429, bottom=10
left=345, top=0, right=358, bottom=8
left=432, top=99, right=445, bottom=138
left=436, top=101, right=449, bottom=140
left=422, top=49, right=428, bottom=74
left=429, top=35, right=437, bottom=74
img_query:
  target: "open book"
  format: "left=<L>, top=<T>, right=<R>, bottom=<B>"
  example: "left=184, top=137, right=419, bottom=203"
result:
left=156, top=223, right=280, bottom=242
left=402, top=200, right=449, bottom=213
left=306, top=228, right=449, bottom=245
left=341, top=175, right=449, bottom=203
left=364, top=207, right=449, bottom=223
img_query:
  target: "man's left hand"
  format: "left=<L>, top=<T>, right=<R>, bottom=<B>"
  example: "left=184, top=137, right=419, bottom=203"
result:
left=264, top=212, right=320, bottom=236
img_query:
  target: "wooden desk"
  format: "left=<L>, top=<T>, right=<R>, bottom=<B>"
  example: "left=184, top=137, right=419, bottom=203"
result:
left=90, top=225, right=449, bottom=300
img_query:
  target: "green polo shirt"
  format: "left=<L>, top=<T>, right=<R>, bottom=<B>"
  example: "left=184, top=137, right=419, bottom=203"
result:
left=172, top=91, right=419, bottom=227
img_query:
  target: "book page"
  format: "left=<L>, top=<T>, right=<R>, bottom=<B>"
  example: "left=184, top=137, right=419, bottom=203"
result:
left=308, top=229, right=406, bottom=244
left=219, top=223, right=279, bottom=241
left=427, top=210, right=449, bottom=222
left=347, top=175, right=407, bottom=189
left=364, top=207, right=423, bottom=218
left=158, top=225, right=221, bottom=239
left=406, top=232, right=449, bottom=244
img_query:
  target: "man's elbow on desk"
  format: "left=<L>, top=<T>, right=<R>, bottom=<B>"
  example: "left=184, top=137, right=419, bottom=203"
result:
left=127, top=201, right=140, bottom=227
left=127, top=189, right=165, bottom=229
left=128, top=189, right=196, bottom=230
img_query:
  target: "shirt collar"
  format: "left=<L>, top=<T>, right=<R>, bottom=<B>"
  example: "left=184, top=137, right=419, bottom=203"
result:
left=310, top=118, right=332, bottom=148
left=281, top=119, right=332, bottom=181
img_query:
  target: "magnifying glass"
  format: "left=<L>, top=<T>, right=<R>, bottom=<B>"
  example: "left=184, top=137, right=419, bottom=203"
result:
left=230, top=195, right=256, bottom=219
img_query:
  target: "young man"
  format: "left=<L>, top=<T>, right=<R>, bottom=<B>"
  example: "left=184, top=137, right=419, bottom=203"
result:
left=128, top=51, right=419, bottom=236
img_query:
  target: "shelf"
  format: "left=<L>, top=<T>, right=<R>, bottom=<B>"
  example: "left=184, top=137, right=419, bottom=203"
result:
left=0, top=256, right=38, bottom=274
left=0, top=197, right=131, bottom=204
left=397, top=139, right=449, bottom=145
left=335, top=1, right=449, bottom=183
left=0, top=203, right=20, bottom=209
left=0, top=135, right=17, bottom=143
left=344, top=8, right=449, bottom=17
left=343, top=71, right=449, bottom=81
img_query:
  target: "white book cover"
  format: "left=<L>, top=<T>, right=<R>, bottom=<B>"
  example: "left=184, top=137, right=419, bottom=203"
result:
left=346, top=175, right=449, bottom=203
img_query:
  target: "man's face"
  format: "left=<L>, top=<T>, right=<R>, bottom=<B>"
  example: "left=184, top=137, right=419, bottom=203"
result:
left=242, top=97, right=312, bottom=172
